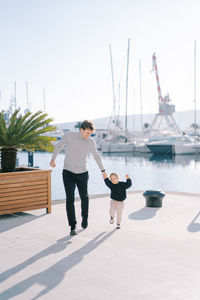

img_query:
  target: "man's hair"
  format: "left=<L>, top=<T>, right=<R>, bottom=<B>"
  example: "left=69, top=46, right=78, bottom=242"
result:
left=109, top=173, right=119, bottom=179
left=81, top=120, right=95, bottom=131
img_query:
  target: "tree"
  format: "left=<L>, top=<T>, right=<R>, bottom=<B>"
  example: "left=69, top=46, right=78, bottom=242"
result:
left=0, top=109, right=57, bottom=172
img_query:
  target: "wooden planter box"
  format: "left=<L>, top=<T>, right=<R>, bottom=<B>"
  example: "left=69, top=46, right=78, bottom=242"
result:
left=0, top=167, right=52, bottom=215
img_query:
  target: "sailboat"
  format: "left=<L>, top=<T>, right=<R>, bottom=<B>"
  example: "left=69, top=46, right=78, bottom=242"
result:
left=102, top=39, right=135, bottom=153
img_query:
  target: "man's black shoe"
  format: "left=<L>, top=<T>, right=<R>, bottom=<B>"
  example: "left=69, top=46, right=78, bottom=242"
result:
left=70, top=226, right=77, bottom=236
left=70, top=229, right=77, bottom=236
left=81, top=217, right=88, bottom=229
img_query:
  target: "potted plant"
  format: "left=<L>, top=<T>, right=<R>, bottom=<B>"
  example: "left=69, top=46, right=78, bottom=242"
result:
left=0, top=109, right=57, bottom=215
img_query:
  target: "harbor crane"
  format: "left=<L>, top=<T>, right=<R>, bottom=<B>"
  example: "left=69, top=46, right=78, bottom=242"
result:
left=149, top=52, right=179, bottom=132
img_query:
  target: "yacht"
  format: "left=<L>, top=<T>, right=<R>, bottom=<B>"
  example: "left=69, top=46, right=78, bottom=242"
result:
left=147, top=134, right=200, bottom=155
left=134, top=138, right=151, bottom=153
left=101, top=138, right=135, bottom=153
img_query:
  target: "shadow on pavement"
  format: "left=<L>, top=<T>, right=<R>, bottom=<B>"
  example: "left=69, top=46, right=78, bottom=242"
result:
left=128, top=206, right=160, bottom=220
left=0, top=230, right=115, bottom=300
left=187, top=211, right=200, bottom=232
left=0, top=212, right=45, bottom=234
left=0, top=231, right=81, bottom=285
left=0, top=212, right=46, bottom=233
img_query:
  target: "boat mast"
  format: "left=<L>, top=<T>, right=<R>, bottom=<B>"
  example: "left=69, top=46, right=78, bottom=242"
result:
left=109, top=44, right=116, bottom=126
left=43, top=88, right=46, bottom=112
left=26, top=82, right=29, bottom=110
left=194, top=40, right=197, bottom=137
left=14, top=81, right=16, bottom=110
left=139, top=59, right=143, bottom=132
left=9, top=81, right=17, bottom=115
left=125, top=38, right=130, bottom=141
left=132, top=88, right=135, bottom=132
left=116, top=83, right=121, bottom=128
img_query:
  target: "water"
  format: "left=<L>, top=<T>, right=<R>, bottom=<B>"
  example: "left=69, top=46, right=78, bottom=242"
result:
left=18, top=151, right=200, bottom=200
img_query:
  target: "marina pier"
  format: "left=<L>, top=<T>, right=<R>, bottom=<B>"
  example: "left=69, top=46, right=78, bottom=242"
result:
left=1, top=191, right=200, bottom=299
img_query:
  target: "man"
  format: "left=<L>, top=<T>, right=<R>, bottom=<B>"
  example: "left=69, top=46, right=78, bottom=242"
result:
left=50, top=120, right=106, bottom=236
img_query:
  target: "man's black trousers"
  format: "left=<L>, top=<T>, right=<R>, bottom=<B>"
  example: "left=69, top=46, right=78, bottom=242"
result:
left=62, top=169, right=89, bottom=226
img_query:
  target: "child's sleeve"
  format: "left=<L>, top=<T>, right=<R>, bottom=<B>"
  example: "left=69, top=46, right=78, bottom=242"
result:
left=104, top=178, right=112, bottom=189
left=125, top=178, right=132, bottom=189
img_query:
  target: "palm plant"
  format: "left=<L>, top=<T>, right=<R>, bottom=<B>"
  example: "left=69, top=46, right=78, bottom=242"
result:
left=0, top=109, right=57, bottom=172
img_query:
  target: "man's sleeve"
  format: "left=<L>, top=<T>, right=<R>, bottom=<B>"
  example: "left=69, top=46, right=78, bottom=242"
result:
left=89, top=138, right=105, bottom=171
left=51, top=134, right=66, bottom=160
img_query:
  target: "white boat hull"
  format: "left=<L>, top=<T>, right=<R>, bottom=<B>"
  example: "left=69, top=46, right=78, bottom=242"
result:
left=175, top=144, right=197, bottom=154
left=101, top=142, right=135, bottom=153
left=147, top=136, right=200, bottom=155
left=134, top=143, right=151, bottom=153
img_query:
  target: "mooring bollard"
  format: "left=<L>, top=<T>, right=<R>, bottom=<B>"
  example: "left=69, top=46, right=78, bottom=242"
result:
left=28, top=151, right=34, bottom=167
left=143, top=190, right=165, bottom=208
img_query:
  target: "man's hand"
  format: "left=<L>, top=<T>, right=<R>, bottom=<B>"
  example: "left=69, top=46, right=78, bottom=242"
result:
left=50, top=159, right=56, bottom=168
left=102, top=172, right=107, bottom=179
left=126, top=174, right=130, bottom=179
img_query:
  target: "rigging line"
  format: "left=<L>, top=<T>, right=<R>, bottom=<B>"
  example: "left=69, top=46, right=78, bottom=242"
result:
left=118, top=51, right=127, bottom=84
left=114, top=48, right=128, bottom=106
left=109, top=44, right=116, bottom=122
left=106, top=106, right=115, bottom=132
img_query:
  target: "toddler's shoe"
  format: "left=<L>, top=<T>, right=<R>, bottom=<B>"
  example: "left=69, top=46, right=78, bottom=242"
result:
left=116, top=224, right=120, bottom=229
left=110, top=216, right=114, bottom=224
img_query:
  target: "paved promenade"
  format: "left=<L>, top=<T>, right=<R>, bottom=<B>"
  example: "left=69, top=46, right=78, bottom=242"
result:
left=0, top=191, right=200, bottom=300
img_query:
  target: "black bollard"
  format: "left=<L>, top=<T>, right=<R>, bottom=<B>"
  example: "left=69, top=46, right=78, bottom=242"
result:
left=28, top=151, right=34, bottom=167
left=143, top=190, right=165, bottom=208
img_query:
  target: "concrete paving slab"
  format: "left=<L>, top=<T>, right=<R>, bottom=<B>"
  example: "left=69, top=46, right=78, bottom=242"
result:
left=0, top=191, right=200, bottom=300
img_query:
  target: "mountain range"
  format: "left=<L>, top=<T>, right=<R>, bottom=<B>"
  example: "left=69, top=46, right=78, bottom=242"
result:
left=55, top=110, right=200, bottom=132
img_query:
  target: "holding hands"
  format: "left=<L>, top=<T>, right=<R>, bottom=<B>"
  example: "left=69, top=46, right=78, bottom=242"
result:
left=102, top=172, right=107, bottom=179
left=50, top=159, right=56, bottom=168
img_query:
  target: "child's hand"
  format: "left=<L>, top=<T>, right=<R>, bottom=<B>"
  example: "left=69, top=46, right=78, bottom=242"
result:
left=102, top=172, right=107, bottom=179
left=126, top=174, right=130, bottom=179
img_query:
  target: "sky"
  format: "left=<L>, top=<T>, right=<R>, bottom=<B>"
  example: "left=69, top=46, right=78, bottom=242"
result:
left=0, top=0, right=200, bottom=125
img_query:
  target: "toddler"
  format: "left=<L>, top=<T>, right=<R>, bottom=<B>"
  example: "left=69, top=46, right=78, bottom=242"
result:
left=103, top=172, right=132, bottom=229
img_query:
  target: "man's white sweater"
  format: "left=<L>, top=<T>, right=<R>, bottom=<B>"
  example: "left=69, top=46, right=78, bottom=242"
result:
left=51, top=131, right=104, bottom=174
